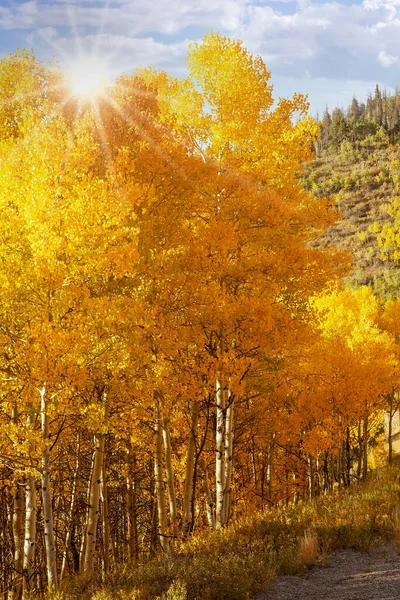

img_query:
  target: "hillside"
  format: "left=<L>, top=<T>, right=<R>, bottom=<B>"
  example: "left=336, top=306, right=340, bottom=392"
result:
left=303, top=88, right=400, bottom=297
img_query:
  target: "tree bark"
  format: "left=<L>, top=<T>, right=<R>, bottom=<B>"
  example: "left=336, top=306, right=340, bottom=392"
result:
left=215, top=377, right=226, bottom=528
left=126, top=450, right=138, bottom=561
left=182, top=401, right=199, bottom=536
left=362, top=415, right=368, bottom=480
left=9, top=480, right=23, bottom=600
left=309, top=454, right=315, bottom=500
left=83, top=431, right=104, bottom=571
left=9, top=402, right=23, bottom=600
left=201, top=459, right=215, bottom=529
left=60, top=432, right=80, bottom=580
left=162, top=416, right=177, bottom=537
left=40, top=386, right=58, bottom=589
left=101, top=452, right=110, bottom=574
left=23, top=404, right=37, bottom=600
left=154, top=404, right=169, bottom=552
left=222, top=396, right=234, bottom=525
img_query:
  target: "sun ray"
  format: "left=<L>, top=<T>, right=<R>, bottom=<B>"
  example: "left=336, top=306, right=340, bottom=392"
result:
left=0, top=82, right=63, bottom=111
left=92, top=102, right=117, bottom=179
left=2, top=94, right=73, bottom=172
left=103, top=94, right=212, bottom=206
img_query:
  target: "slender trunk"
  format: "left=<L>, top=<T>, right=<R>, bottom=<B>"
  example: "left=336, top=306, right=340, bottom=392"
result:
left=126, top=452, right=138, bottom=561
left=22, top=472, right=36, bottom=600
left=345, top=429, right=351, bottom=487
left=40, top=386, right=58, bottom=588
left=329, top=454, right=335, bottom=493
left=201, top=459, right=215, bottom=529
left=182, top=402, right=199, bottom=536
left=284, top=468, right=289, bottom=506
left=309, top=454, right=315, bottom=500
left=162, top=416, right=177, bottom=537
left=362, top=415, right=368, bottom=480
left=357, top=421, right=362, bottom=478
left=9, top=403, right=23, bottom=600
left=154, top=405, right=168, bottom=552
left=101, top=453, right=110, bottom=574
left=251, top=436, right=257, bottom=493
left=9, top=481, right=23, bottom=600
left=84, top=387, right=108, bottom=571
left=23, top=409, right=37, bottom=600
left=267, top=442, right=273, bottom=501
left=222, top=396, right=234, bottom=525
left=79, top=450, right=94, bottom=570
left=215, top=377, right=226, bottom=528
left=293, top=472, right=299, bottom=504
left=83, top=431, right=104, bottom=571
left=60, top=432, right=80, bottom=580
left=388, top=393, right=394, bottom=465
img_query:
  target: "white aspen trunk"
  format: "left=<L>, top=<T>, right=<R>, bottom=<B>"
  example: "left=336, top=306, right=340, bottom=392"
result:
left=215, top=377, right=226, bottom=528
left=388, top=392, right=394, bottom=465
left=251, top=436, right=257, bottom=491
left=201, top=459, right=215, bottom=529
left=162, top=416, right=177, bottom=537
left=80, top=447, right=94, bottom=569
left=40, top=386, right=58, bottom=588
left=101, top=454, right=110, bottom=574
left=309, top=454, right=315, bottom=500
left=126, top=450, right=138, bottom=561
left=9, top=481, right=23, bottom=600
left=182, top=401, right=199, bottom=536
left=83, top=431, right=104, bottom=571
left=222, top=396, right=234, bottom=526
left=357, top=420, right=362, bottom=478
left=154, top=405, right=169, bottom=552
left=22, top=471, right=36, bottom=600
left=267, top=442, right=273, bottom=501
left=362, top=415, right=369, bottom=480
left=23, top=407, right=37, bottom=600
left=84, top=387, right=108, bottom=572
left=9, top=403, right=23, bottom=600
left=60, top=432, right=80, bottom=580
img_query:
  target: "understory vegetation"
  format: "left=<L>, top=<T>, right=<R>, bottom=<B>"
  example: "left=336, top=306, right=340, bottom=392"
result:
left=51, top=464, right=400, bottom=600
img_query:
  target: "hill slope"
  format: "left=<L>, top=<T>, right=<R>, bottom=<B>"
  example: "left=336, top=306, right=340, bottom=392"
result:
left=303, top=89, right=400, bottom=297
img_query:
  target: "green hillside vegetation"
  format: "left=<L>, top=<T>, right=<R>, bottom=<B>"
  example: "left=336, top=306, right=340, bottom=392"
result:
left=51, top=465, right=400, bottom=600
left=303, top=86, right=400, bottom=296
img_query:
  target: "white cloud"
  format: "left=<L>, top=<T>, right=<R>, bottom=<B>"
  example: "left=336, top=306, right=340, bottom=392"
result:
left=54, top=33, right=191, bottom=77
left=377, top=49, right=398, bottom=66
left=3, top=0, right=400, bottom=115
left=27, top=26, right=58, bottom=46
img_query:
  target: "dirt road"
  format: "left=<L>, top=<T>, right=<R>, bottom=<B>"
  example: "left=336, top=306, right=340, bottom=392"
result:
left=256, top=545, right=400, bottom=600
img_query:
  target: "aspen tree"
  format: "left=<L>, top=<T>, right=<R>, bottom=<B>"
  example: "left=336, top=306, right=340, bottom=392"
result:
left=154, top=402, right=169, bottom=552
left=40, top=386, right=57, bottom=588
left=182, top=401, right=200, bottom=536
left=83, top=388, right=107, bottom=572
left=22, top=408, right=37, bottom=599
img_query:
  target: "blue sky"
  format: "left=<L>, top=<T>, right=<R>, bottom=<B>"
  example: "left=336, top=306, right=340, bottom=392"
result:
left=1, top=0, right=399, bottom=116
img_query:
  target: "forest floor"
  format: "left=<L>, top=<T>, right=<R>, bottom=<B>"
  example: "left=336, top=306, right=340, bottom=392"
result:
left=256, top=544, right=400, bottom=600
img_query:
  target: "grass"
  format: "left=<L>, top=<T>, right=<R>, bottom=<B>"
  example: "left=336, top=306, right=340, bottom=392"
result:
left=52, top=465, right=400, bottom=600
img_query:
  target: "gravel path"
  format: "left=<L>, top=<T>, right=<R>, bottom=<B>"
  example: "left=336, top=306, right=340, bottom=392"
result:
left=256, top=545, right=400, bottom=600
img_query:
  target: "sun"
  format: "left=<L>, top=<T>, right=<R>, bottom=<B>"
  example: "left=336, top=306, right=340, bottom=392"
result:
left=67, top=55, right=109, bottom=100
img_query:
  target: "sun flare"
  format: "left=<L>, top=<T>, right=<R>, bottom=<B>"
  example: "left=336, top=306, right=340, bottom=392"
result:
left=67, top=56, right=108, bottom=99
